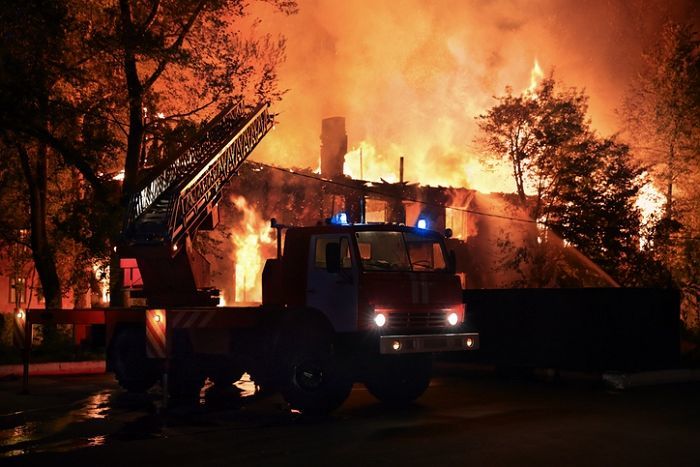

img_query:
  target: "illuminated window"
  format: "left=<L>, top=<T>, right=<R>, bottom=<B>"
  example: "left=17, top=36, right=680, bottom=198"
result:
left=9, top=277, right=27, bottom=304
left=365, top=199, right=387, bottom=223
left=445, top=208, right=468, bottom=239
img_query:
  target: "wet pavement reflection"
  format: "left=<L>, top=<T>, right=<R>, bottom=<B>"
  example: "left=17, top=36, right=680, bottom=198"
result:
left=0, top=375, right=287, bottom=459
left=4, top=369, right=699, bottom=465
left=0, top=388, right=122, bottom=457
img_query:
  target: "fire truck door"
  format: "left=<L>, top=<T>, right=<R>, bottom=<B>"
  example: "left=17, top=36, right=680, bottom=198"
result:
left=307, top=234, right=359, bottom=332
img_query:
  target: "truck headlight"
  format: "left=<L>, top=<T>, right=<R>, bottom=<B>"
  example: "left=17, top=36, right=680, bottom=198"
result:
left=374, top=313, right=386, bottom=327
left=447, top=312, right=459, bottom=326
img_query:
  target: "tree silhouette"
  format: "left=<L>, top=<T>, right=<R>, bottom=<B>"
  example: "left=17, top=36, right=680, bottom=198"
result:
left=624, top=21, right=700, bottom=325
left=478, top=76, right=647, bottom=286
left=0, top=0, right=297, bottom=307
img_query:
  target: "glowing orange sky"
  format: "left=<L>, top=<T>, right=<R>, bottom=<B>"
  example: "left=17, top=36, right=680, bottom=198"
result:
left=250, top=0, right=698, bottom=192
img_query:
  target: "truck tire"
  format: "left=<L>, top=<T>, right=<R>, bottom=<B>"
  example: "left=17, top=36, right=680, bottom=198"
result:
left=208, top=356, right=244, bottom=388
left=109, top=327, right=160, bottom=393
left=364, top=354, right=433, bottom=406
left=168, top=331, right=205, bottom=403
left=277, top=313, right=352, bottom=415
left=168, top=358, right=206, bottom=402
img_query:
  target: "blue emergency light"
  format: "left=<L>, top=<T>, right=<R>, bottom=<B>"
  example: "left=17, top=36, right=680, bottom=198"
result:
left=331, top=212, right=349, bottom=225
left=417, top=218, right=428, bottom=229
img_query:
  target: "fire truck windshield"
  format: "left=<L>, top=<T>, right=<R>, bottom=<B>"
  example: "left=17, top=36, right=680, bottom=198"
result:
left=355, top=231, right=447, bottom=272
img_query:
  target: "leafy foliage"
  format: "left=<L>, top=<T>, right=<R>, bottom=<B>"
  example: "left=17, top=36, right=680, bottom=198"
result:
left=0, top=0, right=297, bottom=307
left=478, top=76, right=651, bottom=286
left=623, top=21, right=700, bottom=324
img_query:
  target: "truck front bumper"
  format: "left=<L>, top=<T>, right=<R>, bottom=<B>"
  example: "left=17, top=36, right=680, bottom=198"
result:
left=379, top=332, right=479, bottom=355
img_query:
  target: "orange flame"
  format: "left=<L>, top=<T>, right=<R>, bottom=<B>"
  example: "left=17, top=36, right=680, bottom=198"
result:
left=91, top=263, right=109, bottom=305
left=327, top=60, right=545, bottom=192
left=342, top=141, right=512, bottom=193
left=635, top=181, right=664, bottom=248
left=526, top=58, right=544, bottom=97
left=231, top=196, right=275, bottom=302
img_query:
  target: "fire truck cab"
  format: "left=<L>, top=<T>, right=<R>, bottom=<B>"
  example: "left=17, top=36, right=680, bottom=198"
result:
left=265, top=222, right=469, bottom=339
left=253, top=221, right=478, bottom=410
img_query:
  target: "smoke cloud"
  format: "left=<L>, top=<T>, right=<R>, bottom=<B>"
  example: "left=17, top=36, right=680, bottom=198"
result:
left=250, top=0, right=698, bottom=191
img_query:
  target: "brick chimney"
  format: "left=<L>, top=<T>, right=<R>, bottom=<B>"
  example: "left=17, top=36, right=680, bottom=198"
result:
left=320, top=117, right=347, bottom=179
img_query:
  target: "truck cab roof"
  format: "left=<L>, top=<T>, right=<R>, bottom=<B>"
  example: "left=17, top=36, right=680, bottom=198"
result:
left=285, top=223, right=445, bottom=240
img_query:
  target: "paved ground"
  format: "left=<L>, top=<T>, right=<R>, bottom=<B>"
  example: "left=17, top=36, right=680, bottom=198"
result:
left=1, top=364, right=699, bottom=466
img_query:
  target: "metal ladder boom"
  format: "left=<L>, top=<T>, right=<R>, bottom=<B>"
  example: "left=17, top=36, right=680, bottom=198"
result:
left=123, top=102, right=273, bottom=249
left=120, top=102, right=274, bottom=307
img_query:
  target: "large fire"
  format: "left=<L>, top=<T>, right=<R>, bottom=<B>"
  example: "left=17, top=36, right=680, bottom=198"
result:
left=341, top=59, right=545, bottom=194
left=233, top=4, right=671, bottom=292
left=230, top=196, right=275, bottom=302
left=249, top=0, right=655, bottom=193
left=342, top=140, right=512, bottom=193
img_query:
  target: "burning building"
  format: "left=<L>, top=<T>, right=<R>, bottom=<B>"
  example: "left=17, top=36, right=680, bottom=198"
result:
left=201, top=116, right=616, bottom=303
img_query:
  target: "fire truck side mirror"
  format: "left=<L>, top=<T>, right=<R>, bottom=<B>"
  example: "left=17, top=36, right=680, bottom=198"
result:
left=326, top=242, right=341, bottom=274
left=447, top=250, right=457, bottom=273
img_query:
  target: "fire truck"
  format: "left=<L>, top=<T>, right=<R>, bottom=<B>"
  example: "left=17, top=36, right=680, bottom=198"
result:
left=18, top=102, right=479, bottom=413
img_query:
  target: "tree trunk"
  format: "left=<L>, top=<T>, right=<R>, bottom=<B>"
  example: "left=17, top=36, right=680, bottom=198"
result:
left=119, top=0, right=144, bottom=204
left=512, top=157, right=526, bottom=204
left=666, top=143, right=674, bottom=224
left=111, top=0, right=144, bottom=306
left=17, top=142, right=62, bottom=309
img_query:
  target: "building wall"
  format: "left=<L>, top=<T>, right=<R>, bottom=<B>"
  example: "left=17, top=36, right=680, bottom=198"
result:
left=0, top=257, right=88, bottom=314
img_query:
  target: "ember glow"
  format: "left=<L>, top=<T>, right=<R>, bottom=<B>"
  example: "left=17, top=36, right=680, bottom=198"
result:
left=231, top=196, right=275, bottom=302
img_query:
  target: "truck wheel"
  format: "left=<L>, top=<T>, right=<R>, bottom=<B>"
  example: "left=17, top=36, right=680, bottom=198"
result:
left=208, top=356, right=244, bottom=389
left=168, top=331, right=206, bottom=403
left=168, top=359, right=206, bottom=402
left=364, top=354, right=433, bottom=406
left=109, top=327, right=160, bottom=393
left=277, top=316, right=352, bottom=415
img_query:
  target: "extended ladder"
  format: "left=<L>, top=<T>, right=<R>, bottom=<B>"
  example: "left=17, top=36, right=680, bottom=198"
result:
left=121, top=102, right=273, bottom=306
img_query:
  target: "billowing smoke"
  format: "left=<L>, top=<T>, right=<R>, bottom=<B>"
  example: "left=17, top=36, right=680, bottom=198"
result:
left=201, top=1, right=696, bottom=300
left=250, top=0, right=698, bottom=191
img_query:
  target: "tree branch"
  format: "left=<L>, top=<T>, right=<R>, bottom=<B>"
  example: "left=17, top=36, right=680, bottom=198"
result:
left=16, top=126, right=109, bottom=202
left=16, top=143, right=37, bottom=195
left=143, top=0, right=208, bottom=91
left=153, top=98, right=216, bottom=124
left=138, top=0, right=161, bottom=34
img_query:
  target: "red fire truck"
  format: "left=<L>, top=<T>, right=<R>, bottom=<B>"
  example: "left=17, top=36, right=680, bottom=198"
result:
left=17, top=102, right=479, bottom=413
